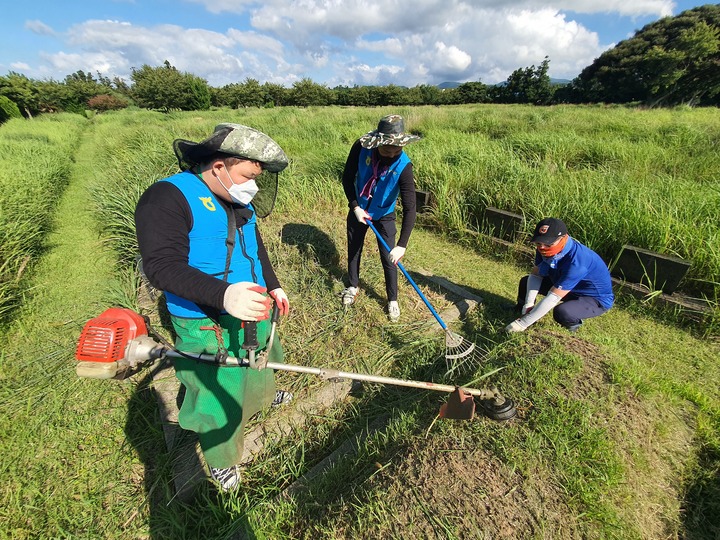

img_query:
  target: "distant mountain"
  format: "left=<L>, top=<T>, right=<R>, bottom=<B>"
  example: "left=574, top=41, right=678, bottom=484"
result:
left=437, top=81, right=461, bottom=89
left=437, top=78, right=571, bottom=89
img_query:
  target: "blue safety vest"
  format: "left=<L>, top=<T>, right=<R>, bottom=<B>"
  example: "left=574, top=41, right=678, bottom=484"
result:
left=355, top=147, right=410, bottom=219
left=160, top=171, right=265, bottom=318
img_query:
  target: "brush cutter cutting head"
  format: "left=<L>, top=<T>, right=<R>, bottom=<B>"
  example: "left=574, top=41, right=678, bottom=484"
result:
left=438, top=387, right=475, bottom=420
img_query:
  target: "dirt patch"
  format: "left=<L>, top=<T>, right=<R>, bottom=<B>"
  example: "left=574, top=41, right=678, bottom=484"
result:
left=355, top=438, right=582, bottom=539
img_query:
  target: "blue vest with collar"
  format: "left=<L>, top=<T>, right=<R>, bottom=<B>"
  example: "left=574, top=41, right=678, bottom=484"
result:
left=160, top=171, right=265, bottom=318
left=355, top=147, right=410, bottom=219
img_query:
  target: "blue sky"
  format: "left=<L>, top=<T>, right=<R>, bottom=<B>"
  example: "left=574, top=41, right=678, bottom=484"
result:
left=1, top=0, right=711, bottom=87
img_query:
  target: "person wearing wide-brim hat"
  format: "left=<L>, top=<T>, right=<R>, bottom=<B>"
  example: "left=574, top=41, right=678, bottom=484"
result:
left=506, top=217, right=615, bottom=333
left=134, top=123, right=293, bottom=492
left=340, top=114, right=422, bottom=321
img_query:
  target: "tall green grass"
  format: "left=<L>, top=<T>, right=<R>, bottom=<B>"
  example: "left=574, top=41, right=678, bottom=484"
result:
left=0, top=114, right=87, bottom=325
left=407, top=105, right=720, bottom=300
left=90, top=105, right=720, bottom=305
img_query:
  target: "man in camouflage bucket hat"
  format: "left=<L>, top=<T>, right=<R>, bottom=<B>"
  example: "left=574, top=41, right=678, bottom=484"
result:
left=174, top=123, right=288, bottom=173
left=341, top=114, right=422, bottom=321
left=135, top=124, right=293, bottom=492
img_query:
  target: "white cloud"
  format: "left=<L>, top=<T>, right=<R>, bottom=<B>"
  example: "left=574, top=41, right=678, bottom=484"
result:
left=543, top=0, right=673, bottom=17
left=25, top=20, right=56, bottom=36
left=185, top=0, right=257, bottom=15
left=356, top=37, right=404, bottom=57
left=40, top=50, right=128, bottom=77
left=226, top=29, right=285, bottom=61
left=343, top=63, right=406, bottom=86
left=34, top=19, right=298, bottom=85
left=10, top=1, right=682, bottom=87
left=433, top=43, right=472, bottom=72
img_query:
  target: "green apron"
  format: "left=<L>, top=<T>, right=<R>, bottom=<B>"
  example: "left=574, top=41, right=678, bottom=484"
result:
left=170, top=313, right=282, bottom=468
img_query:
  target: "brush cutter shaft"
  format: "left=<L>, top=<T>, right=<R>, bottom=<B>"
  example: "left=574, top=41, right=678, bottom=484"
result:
left=265, top=362, right=497, bottom=398
left=366, top=221, right=448, bottom=331
left=159, top=349, right=495, bottom=398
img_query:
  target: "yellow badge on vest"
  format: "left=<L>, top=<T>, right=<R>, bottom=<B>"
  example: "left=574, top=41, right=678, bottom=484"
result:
left=199, top=197, right=216, bottom=211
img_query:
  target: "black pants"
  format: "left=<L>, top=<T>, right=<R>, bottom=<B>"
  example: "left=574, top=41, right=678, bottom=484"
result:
left=516, top=275, right=609, bottom=328
left=346, top=212, right=398, bottom=301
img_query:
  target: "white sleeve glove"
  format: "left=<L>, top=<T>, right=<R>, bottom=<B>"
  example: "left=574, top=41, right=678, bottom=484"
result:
left=222, top=282, right=271, bottom=321
left=269, top=287, right=290, bottom=316
left=389, top=246, right=406, bottom=265
left=353, top=206, right=371, bottom=224
left=505, top=319, right=527, bottom=333
left=506, top=291, right=563, bottom=333
left=512, top=291, right=562, bottom=332
left=523, top=273, right=542, bottom=314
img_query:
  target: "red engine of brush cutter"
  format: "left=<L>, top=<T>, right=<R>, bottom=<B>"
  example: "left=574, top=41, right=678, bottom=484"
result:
left=75, top=307, right=158, bottom=380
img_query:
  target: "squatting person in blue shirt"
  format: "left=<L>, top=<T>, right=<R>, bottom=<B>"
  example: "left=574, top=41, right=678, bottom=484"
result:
left=340, top=114, right=421, bottom=322
left=506, top=217, right=614, bottom=333
left=134, top=123, right=292, bottom=492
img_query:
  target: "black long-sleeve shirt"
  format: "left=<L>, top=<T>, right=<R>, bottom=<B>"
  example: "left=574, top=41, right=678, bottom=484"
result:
left=134, top=180, right=280, bottom=312
left=341, top=140, right=417, bottom=248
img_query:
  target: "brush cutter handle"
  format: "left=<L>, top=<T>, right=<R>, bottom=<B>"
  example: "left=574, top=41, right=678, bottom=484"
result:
left=366, top=221, right=448, bottom=331
left=242, top=321, right=259, bottom=351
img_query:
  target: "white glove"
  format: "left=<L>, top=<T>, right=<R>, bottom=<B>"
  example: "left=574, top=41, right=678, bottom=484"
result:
left=505, top=319, right=527, bottom=333
left=389, top=246, right=406, bottom=265
left=223, top=282, right=271, bottom=321
left=353, top=206, right=371, bottom=224
left=269, top=287, right=290, bottom=316
left=521, top=303, right=535, bottom=315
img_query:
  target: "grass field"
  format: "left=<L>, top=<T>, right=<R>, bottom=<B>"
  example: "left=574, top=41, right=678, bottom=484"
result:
left=0, top=105, right=718, bottom=539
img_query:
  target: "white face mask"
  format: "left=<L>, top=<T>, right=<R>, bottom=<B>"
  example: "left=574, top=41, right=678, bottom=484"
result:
left=220, top=165, right=259, bottom=205
left=227, top=179, right=259, bottom=205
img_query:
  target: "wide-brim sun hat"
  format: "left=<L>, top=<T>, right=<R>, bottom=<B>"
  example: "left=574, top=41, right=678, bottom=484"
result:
left=358, top=114, right=422, bottom=149
left=173, top=123, right=289, bottom=173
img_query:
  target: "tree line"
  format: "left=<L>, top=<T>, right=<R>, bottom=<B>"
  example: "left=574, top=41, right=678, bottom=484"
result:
left=1, top=4, right=717, bottom=121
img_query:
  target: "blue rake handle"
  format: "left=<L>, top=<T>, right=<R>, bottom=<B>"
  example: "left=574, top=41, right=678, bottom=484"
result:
left=366, top=220, right=449, bottom=331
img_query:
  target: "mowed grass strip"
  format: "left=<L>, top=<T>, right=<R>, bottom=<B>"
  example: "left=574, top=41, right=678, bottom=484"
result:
left=0, top=113, right=87, bottom=325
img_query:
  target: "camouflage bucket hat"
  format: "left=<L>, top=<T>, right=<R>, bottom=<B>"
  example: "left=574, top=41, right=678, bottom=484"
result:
left=173, top=123, right=289, bottom=173
left=358, top=114, right=422, bottom=149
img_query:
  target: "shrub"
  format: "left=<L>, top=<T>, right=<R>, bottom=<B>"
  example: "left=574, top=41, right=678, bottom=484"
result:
left=88, top=94, right=129, bottom=112
left=0, top=95, right=22, bottom=123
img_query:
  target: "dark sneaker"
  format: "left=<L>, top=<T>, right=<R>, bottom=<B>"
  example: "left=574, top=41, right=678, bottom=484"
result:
left=566, top=322, right=583, bottom=333
left=272, top=390, right=293, bottom=407
left=210, top=465, right=241, bottom=492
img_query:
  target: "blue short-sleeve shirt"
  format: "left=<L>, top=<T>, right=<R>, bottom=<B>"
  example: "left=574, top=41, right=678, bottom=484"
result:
left=535, top=237, right=614, bottom=309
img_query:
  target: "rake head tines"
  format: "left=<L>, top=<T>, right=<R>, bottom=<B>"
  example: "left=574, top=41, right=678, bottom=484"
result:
left=444, top=330, right=484, bottom=375
left=445, top=330, right=475, bottom=359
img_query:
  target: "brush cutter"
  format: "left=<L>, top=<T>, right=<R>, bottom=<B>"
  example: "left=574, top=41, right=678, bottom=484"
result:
left=74, top=307, right=516, bottom=421
left=366, top=221, right=480, bottom=369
